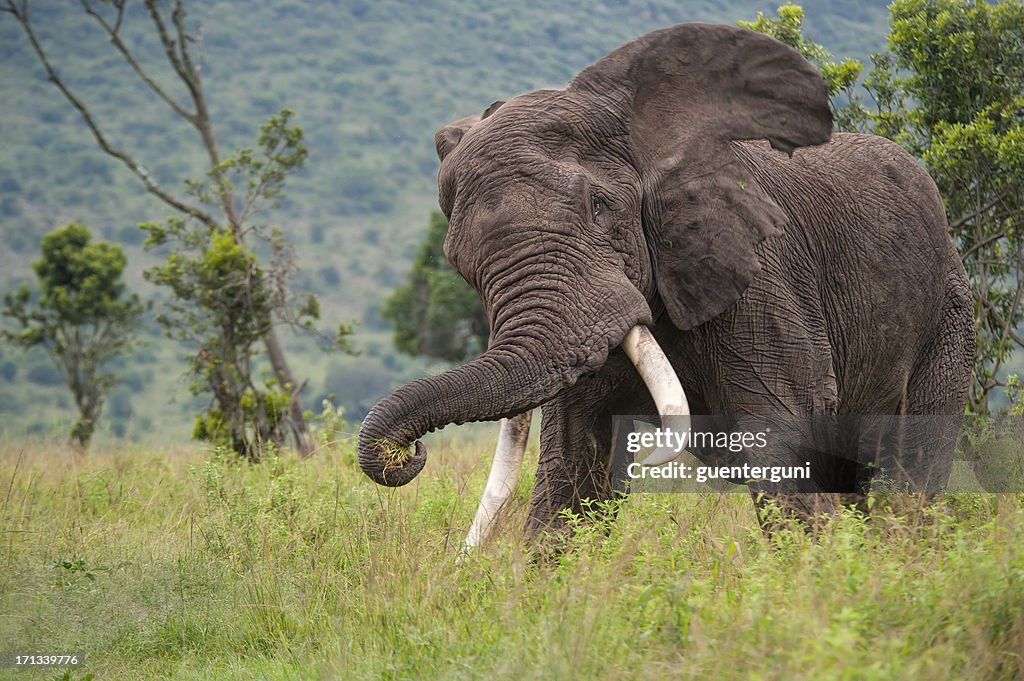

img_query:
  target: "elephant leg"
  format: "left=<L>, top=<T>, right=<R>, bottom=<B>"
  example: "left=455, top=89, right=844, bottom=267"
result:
left=903, top=269, right=974, bottom=418
left=860, top=276, right=974, bottom=497
left=691, top=297, right=850, bottom=528
left=750, top=488, right=840, bottom=534
left=745, top=416, right=845, bottom=532
left=525, top=361, right=653, bottom=539
left=526, top=394, right=616, bottom=538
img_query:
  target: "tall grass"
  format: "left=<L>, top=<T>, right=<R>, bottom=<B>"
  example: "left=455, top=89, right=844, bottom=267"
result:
left=1, top=435, right=1022, bottom=680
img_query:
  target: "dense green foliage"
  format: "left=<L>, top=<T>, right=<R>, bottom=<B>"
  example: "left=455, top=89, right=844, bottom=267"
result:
left=1, top=223, right=143, bottom=448
left=0, top=0, right=891, bottom=442
left=382, top=211, right=488, bottom=362
left=2, top=437, right=1023, bottom=679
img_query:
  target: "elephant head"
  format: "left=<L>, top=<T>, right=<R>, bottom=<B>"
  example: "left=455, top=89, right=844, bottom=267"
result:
left=358, top=23, right=832, bottom=487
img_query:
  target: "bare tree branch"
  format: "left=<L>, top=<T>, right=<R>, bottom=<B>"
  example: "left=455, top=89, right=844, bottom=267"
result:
left=80, top=0, right=196, bottom=124
left=109, top=0, right=124, bottom=34
left=172, top=0, right=200, bottom=83
left=949, top=185, right=1019, bottom=232
left=0, top=0, right=27, bottom=17
left=961, top=230, right=1014, bottom=261
left=7, top=0, right=316, bottom=456
left=141, top=0, right=241, bottom=232
left=4, top=0, right=218, bottom=229
left=144, top=0, right=190, bottom=86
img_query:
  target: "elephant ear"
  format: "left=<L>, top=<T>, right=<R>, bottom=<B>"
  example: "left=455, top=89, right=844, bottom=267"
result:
left=435, top=100, right=506, bottom=162
left=569, top=23, right=832, bottom=330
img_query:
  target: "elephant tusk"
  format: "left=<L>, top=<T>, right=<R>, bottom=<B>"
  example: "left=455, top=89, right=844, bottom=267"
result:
left=460, top=325, right=685, bottom=555
left=621, top=325, right=692, bottom=466
left=461, top=410, right=533, bottom=553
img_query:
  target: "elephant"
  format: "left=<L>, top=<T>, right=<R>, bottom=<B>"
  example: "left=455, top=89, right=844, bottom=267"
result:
left=358, top=22, right=975, bottom=544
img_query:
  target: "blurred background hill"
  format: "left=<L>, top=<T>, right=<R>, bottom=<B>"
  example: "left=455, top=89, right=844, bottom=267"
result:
left=0, top=0, right=890, bottom=444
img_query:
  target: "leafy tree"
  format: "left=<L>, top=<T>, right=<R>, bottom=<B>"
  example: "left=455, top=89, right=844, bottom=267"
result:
left=382, top=211, right=488, bottom=362
left=745, top=1, right=1024, bottom=414
left=140, top=109, right=347, bottom=460
left=1, top=223, right=144, bottom=449
left=3, top=0, right=353, bottom=456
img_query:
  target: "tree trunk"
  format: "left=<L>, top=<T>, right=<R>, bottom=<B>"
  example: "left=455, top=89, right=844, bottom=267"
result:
left=263, top=327, right=314, bottom=457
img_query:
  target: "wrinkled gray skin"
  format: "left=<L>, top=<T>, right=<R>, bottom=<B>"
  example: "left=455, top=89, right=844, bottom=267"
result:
left=358, top=23, right=975, bottom=532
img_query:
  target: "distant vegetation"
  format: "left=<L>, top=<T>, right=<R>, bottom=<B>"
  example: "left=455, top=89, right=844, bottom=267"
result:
left=383, top=211, right=488, bottom=363
left=1, top=222, right=143, bottom=449
left=0, top=0, right=894, bottom=443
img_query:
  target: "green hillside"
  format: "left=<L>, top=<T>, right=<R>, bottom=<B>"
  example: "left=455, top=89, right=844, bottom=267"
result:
left=0, top=0, right=890, bottom=443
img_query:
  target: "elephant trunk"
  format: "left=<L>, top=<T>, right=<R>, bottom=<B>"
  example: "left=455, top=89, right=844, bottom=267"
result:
left=359, top=265, right=653, bottom=487
left=358, top=337, right=577, bottom=487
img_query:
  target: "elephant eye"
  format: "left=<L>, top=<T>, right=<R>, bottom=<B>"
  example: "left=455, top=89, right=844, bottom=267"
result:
left=591, top=197, right=606, bottom=222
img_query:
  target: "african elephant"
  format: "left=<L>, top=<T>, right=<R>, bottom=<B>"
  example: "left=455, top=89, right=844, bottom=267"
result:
left=358, top=23, right=975, bottom=542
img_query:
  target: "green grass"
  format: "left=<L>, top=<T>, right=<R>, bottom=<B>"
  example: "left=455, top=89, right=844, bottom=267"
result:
left=1, top=434, right=1023, bottom=680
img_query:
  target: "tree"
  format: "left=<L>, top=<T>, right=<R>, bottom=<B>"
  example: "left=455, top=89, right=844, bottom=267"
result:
left=142, top=110, right=340, bottom=459
left=744, top=1, right=1024, bottom=414
left=382, top=211, right=488, bottom=362
left=2, top=223, right=144, bottom=449
left=3, top=0, right=351, bottom=455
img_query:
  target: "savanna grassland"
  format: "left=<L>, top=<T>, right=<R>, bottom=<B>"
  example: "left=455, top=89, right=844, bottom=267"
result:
left=2, top=432, right=1023, bottom=680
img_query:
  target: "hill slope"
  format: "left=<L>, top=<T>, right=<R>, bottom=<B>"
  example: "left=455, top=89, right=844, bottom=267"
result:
left=0, top=0, right=890, bottom=441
